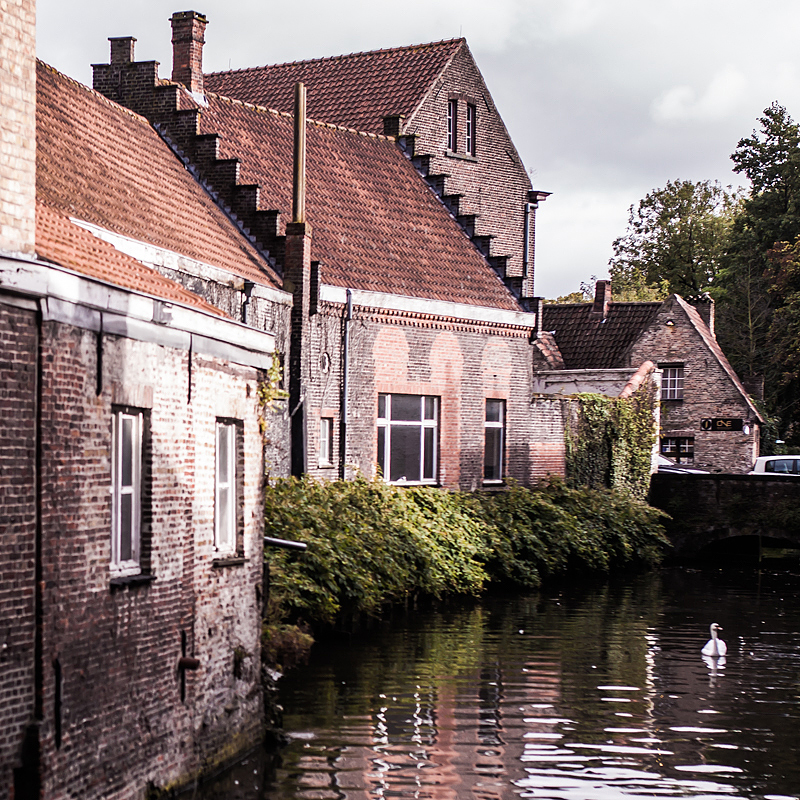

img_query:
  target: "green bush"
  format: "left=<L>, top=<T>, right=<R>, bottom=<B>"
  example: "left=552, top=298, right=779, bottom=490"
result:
left=264, top=476, right=670, bottom=628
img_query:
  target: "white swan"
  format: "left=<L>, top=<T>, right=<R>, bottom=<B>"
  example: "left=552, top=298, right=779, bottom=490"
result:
left=701, top=623, right=727, bottom=657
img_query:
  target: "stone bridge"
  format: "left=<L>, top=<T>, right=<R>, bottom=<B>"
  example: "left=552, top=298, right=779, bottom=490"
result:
left=649, top=472, right=800, bottom=558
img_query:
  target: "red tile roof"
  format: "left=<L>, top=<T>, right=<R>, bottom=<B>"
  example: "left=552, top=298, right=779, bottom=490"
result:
left=199, top=93, right=520, bottom=310
left=542, top=302, right=662, bottom=369
left=36, top=201, right=225, bottom=316
left=204, top=39, right=464, bottom=133
left=35, top=61, right=280, bottom=288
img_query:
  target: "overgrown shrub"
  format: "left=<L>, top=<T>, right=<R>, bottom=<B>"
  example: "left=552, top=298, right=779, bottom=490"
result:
left=264, top=476, right=670, bottom=630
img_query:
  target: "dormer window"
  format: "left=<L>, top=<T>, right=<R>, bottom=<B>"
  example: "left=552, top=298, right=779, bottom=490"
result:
left=447, top=99, right=457, bottom=151
left=465, top=104, right=476, bottom=156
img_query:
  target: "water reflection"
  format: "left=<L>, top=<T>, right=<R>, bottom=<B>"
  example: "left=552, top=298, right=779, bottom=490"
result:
left=196, top=569, right=800, bottom=799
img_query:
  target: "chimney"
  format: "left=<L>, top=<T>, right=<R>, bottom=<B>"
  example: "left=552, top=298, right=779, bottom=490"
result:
left=690, top=294, right=715, bottom=337
left=109, top=36, right=136, bottom=64
left=171, top=10, right=207, bottom=94
left=592, top=280, right=612, bottom=318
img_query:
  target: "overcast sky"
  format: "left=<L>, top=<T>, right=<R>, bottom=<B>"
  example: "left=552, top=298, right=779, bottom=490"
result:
left=35, top=0, right=800, bottom=299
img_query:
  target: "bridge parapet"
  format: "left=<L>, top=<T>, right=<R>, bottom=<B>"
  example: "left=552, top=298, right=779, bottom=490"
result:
left=649, top=473, right=800, bottom=557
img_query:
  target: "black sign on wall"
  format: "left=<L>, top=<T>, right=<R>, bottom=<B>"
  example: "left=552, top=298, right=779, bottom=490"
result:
left=701, top=418, right=744, bottom=432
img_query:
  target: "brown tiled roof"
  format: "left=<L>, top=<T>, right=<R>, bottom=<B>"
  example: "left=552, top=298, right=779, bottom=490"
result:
left=35, top=61, right=280, bottom=288
left=36, top=201, right=225, bottom=316
left=542, top=302, right=662, bottom=369
left=204, top=39, right=464, bottom=133
left=199, top=93, right=520, bottom=310
left=534, top=332, right=565, bottom=370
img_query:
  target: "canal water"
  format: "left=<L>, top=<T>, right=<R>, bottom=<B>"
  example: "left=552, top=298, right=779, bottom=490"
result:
left=197, top=567, right=800, bottom=799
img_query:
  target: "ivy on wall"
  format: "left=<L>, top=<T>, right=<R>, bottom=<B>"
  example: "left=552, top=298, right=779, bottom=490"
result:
left=563, top=384, right=657, bottom=499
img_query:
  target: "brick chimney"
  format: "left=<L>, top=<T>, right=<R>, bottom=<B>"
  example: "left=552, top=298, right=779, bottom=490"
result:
left=592, top=279, right=612, bottom=318
left=171, top=10, right=207, bottom=95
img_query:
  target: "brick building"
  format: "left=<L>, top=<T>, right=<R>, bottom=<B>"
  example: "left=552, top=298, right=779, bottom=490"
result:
left=205, top=34, right=549, bottom=303
left=89, top=11, right=569, bottom=490
left=1, top=4, right=292, bottom=794
left=542, top=282, right=763, bottom=473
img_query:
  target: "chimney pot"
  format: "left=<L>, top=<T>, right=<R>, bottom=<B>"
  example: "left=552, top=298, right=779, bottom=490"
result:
left=171, top=10, right=207, bottom=95
left=109, top=36, right=136, bottom=64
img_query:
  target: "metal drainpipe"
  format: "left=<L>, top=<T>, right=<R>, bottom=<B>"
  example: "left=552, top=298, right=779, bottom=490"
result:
left=522, top=202, right=531, bottom=280
left=34, top=301, right=44, bottom=723
left=340, top=289, right=353, bottom=480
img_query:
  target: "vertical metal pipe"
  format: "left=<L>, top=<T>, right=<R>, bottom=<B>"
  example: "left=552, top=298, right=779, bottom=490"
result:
left=522, top=202, right=531, bottom=279
left=340, top=289, right=353, bottom=479
left=293, top=82, right=307, bottom=224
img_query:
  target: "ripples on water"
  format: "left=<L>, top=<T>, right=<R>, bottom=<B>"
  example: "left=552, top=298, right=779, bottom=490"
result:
left=196, top=569, right=800, bottom=800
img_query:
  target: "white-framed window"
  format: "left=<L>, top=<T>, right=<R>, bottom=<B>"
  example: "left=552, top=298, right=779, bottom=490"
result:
left=112, top=409, right=143, bottom=575
left=484, top=399, right=505, bottom=482
left=215, top=420, right=237, bottom=553
left=447, top=99, right=457, bottom=151
left=377, top=393, right=438, bottom=484
left=319, top=417, right=333, bottom=467
left=661, top=365, right=685, bottom=400
left=661, top=436, right=694, bottom=464
left=465, top=103, right=476, bottom=156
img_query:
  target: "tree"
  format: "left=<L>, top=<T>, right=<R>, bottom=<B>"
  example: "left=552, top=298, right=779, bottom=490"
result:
left=716, top=103, right=800, bottom=446
left=609, top=179, right=739, bottom=299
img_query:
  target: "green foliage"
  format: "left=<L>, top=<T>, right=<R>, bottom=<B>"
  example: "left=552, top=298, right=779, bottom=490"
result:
left=264, top=475, right=669, bottom=628
left=609, top=179, right=740, bottom=299
left=716, top=103, right=800, bottom=444
left=264, top=477, right=489, bottom=625
left=563, top=387, right=656, bottom=500
left=256, top=354, right=288, bottom=433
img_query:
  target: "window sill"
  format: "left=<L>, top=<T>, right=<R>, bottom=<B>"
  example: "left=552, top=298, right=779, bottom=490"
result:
left=110, top=573, right=155, bottom=591
left=212, top=556, right=247, bottom=568
left=482, top=479, right=504, bottom=486
left=317, top=462, right=335, bottom=469
left=445, top=150, right=478, bottom=162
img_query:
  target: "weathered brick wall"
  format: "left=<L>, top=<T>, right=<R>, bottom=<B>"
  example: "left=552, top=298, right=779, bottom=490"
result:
left=0, top=0, right=36, bottom=257
left=629, top=298, right=758, bottom=473
left=650, top=472, right=800, bottom=557
left=404, top=45, right=534, bottom=292
left=529, top=398, right=567, bottom=481
left=301, top=304, right=552, bottom=490
left=32, top=321, right=266, bottom=799
left=0, top=300, right=37, bottom=796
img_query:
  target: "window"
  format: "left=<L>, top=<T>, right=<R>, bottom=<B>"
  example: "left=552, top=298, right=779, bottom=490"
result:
left=764, top=458, right=798, bottom=474
left=319, top=417, right=333, bottom=467
left=661, top=436, right=694, bottom=464
left=447, top=99, right=457, bottom=151
left=377, top=394, right=438, bottom=484
left=465, top=104, right=476, bottom=156
left=112, top=409, right=143, bottom=575
left=215, top=421, right=237, bottom=553
left=661, top=366, right=684, bottom=400
left=484, top=399, right=505, bottom=482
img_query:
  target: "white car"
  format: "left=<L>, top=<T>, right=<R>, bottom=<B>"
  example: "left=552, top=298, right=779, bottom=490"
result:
left=749, top=455, right=800, bottom=475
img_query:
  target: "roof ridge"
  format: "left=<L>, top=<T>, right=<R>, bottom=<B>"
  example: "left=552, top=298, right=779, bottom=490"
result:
left=205, top=37, right=465, bottom=78
left=206, top=91, right=396, bottom=141
left=37, top=59, right=151, bottom=127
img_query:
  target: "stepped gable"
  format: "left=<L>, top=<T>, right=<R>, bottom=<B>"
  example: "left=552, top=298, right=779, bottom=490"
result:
left=204, top=39, right=463, bottom=133
left=36, top=61, right=280, bottom=288
left=36, top=200, right=225, bottom=316
left=200, top=92, right=521, bottom=310
left=542, top=301, right=662, bottom=369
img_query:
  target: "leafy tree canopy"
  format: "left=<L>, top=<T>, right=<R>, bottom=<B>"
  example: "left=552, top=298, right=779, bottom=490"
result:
left=609, top=179, right=739, bottom=299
